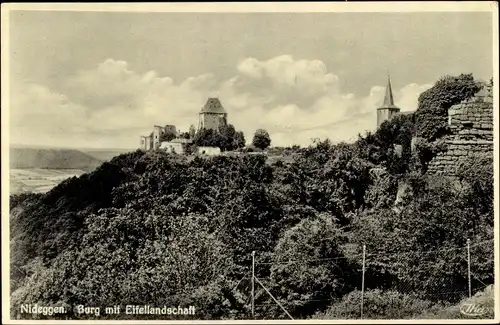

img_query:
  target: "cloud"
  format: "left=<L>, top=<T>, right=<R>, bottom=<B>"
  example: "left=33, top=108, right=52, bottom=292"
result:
left=61, top=59, right=147, bottom=111
left=239, top=55, right=338, bottom=91
left=235, top=55, right=340, bottom=108
left=10, top=82, right=87, bottom=133
left=237, top=58, right=264, bottom=79
left=9, top=56, right=431, bottom=149
left=396, top=83, right=432, bottom=111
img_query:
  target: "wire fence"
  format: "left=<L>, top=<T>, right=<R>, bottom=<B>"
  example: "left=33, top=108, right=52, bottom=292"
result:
left=238, top=238, right=495, bottom=320
left=11, top=237, right=493, bottom=321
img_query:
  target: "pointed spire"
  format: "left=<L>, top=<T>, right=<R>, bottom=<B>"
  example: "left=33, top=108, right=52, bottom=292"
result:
left=382, top=73, right=395, bottom=108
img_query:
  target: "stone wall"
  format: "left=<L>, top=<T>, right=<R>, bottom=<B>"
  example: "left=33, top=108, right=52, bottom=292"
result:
left=426, top=140, right=493, bottom=175
left=199, top=112, right=227, bottom=130
left=447, top=102, right=493, bottom=141
left=427, top=84, right=494, bottom=175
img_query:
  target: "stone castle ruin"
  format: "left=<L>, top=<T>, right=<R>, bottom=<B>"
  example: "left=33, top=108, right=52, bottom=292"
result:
left=198, top=98, right=228, bottom=130
left=426, top=82, right=494, bottom=175
left=376, top=79, right=494, bottom=209
left=375, top=75, right=494, bottom=178
left=140, top=97, right=228, bottom=151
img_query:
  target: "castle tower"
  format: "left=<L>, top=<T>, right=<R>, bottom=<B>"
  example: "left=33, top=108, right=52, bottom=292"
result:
left=377, top=75, right=401, bottom=128
left=152, top=125, right=163, bottom=149
left=140, top=136, right=148, bottom=150
left=198, top=98, right=228, bottom=131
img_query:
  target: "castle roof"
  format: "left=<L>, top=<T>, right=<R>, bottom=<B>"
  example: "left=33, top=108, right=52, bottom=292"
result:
left=200, top=98, right=227, bottom=114
left=378, top=75, right=400, bottom=110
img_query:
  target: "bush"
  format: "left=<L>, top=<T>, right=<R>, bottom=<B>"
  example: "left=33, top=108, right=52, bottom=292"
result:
left=414, top=74, right=482, bottom=140
left=412, top=138, right=448, bottom=173
left=316, top=289, right=445, bottom=320
left=267, top=214, right=358, bottom=318
left=419, top=285, right=494, bottom=319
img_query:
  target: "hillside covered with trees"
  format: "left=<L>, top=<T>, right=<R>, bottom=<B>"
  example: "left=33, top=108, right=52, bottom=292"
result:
left=9, top=74, right=494, bottom=320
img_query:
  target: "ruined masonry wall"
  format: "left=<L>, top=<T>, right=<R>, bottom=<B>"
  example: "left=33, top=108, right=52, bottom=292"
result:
left=426, top=140, right=493, bottom=175
left=427, top=87, right=494, bottom=175
left=447, top=101, right=493, bottom=141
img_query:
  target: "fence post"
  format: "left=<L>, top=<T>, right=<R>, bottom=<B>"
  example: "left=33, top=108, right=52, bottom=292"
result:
left=467, top=239, right=471, bottom=298
left=251, top=251, right=256, bottom=318
left=361, top=244, right=366, bottom=319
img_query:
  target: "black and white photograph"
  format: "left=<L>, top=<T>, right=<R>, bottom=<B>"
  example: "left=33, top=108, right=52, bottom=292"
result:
left=1, top=2, right=498, bottom=322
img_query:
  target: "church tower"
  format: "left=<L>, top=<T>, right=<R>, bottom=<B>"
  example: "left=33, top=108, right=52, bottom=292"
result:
left=377, top=75, right=401, bottom=128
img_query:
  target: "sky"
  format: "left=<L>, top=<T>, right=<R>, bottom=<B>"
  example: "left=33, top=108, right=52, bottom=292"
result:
left=8, top=9, right=494, bottom=149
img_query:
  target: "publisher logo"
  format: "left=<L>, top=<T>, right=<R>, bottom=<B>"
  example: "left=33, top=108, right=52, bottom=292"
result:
left=460, top=303, right=489, bottom=317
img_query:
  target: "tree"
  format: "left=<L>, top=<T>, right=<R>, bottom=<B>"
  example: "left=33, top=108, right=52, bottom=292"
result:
left=360, top=113, right=415, bottom=174
left=10, top=209, right=234, bottom=320
left=233, top=131, right=245, bottom=149
left=266, top=213, right=357, bottom=318
left=193, top=128, right=216, bottom=147
left=252, top=129, right=271, bottom=150
left=350, top=171, right=494, bottom=303
left=179, top=132, right=191, bottom=139
left=218, top=124, right=237, bottom=151
left=414, top=74, right=482, bottom=140
left=194, top=124, right=245, bottom=151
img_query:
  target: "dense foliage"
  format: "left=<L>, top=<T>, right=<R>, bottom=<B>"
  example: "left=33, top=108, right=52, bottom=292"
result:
left=414, top=73, right=482, bottom=140
left=193, top=124, right=245, bottom=151
left=355, top=113, right=415, bottom=175
left=404, top=73, right=484, bottom=172
left=9, top=74, right=493, bottom=320
left=316, top=289, right=446, bottom=319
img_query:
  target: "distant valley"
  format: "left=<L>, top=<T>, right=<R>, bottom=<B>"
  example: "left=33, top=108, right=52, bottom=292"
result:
left=10, top=168, right=87, bottom=194
left=9, top=146, right=133, bottom=194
